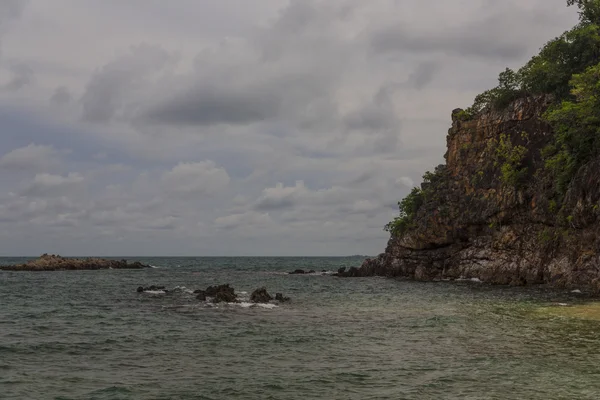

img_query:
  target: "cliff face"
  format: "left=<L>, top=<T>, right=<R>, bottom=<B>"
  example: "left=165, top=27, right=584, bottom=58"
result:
left=352, top=95, right=600, bottom=289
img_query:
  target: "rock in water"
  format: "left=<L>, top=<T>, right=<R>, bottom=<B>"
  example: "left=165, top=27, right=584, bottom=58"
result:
left=213, top=291, right=237, bottom=303
left=194, top=284, right=237, bottom=303
left=250, top=287, right=273, bottom=303
left=275, top=293, right=290, bottom=302
left=196, top=291, right=207, bottom=301
left=289, top=269, right=305, bottom=274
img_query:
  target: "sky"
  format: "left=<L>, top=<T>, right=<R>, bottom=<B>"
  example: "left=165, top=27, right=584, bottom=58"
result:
left=0, top=0, right=580, bottom=256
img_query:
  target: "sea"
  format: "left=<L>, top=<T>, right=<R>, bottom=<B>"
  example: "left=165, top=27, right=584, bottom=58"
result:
left=2, top=256, right=600, bottom=399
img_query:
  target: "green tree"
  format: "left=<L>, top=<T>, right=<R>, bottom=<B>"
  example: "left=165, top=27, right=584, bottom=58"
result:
left=544, top=62, right=600, bottom=193
left=567, top=0, right=600, bottom=24
left=384, top=187, right=424, bottom=237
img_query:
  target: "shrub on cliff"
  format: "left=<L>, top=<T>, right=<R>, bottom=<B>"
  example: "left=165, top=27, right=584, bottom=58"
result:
left=384, top=187, right=423, bottom=236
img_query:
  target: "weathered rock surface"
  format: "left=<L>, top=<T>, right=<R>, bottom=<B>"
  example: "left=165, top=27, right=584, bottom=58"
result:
left=194, top=284, right=237, bottom=303
left=250, top=287, right=273, bottom=303
left=347, top=95, right=600, bottom=290
left=1, top=254, right=151, bottom=271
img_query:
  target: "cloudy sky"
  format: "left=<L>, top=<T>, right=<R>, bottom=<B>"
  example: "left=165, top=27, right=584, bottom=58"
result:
left=0, top=0, right=579, bottom=256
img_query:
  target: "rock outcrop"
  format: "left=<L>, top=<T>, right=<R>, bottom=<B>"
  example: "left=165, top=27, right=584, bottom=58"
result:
left=1, top=254, right=151, bottom=271
left=349, top=95, right=600, bottom=290
left=250, top=287, right=273, bottom=303
left=195, top=284, right=238, bottom=303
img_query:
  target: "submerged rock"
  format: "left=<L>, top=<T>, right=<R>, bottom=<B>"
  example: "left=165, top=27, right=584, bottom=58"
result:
left=137, top=285, right=166, bottom=293
left=289, top=269, right=306, bottom=274
left=275, top=293, right=290, bottom=302
left=250, top=287, right=273, bottom=303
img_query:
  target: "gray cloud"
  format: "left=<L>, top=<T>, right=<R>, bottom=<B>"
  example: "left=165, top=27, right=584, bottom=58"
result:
left=144, top=83, right=280, bottom=126
left=81, top=44, right=174, bottom=122
left=0, top=0, right=26, bottom=58
left=50, top=86, right=71, bottom=105
left=21, top=172, right=84, bottom=197
left=3, top=63, right=34, bottom=91
left=0, top=143, right=64, bottom=171
left=0, top=0, right=580, bottom=255
left=408, top=62, right=439, bottom=89
left=369, top=5, right=571, bottom=61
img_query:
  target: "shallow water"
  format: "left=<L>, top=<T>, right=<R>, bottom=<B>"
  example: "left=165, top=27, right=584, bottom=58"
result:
left=2, top=256, right=600, bottom=399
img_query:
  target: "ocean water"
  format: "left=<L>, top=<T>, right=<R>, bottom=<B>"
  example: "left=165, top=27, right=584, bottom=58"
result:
left=2, top=256, right=600, bottom=399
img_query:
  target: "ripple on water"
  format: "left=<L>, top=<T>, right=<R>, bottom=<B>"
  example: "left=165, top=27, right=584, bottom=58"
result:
left=3, top=257, right=600, bottom=399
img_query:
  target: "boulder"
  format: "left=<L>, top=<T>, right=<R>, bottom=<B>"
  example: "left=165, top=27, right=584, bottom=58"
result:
left=250, top=287, right=273, bottom=303
left=337, top=267, right=346, bottom=274
left=289, top=269, right=306, bottom=274
left=195, top=284, right=238, bottom=303
left=308, top=270, right=316, bottom=274
left=205, top=284, right=234, bottom=297
left=213, top=291, right=237, bottom=303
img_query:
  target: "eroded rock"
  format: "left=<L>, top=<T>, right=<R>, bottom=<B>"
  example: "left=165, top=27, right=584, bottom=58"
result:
left=250, top=287, right=273, bottom=303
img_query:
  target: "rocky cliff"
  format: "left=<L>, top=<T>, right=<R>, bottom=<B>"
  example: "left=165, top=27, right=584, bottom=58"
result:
left=350, top=95, right=600, bottom=290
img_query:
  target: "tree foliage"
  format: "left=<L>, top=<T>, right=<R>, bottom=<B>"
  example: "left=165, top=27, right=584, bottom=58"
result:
left=466, top=0, right=600, bottom=114
left=384, top=187, right=423, bottom=237
left=543, top=63, right=600, bottom=193
left=567, top=0, right=600, bottom=24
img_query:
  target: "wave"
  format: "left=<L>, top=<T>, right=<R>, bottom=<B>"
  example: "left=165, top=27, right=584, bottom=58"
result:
left=143, top=290, right=166, bottom=294
left=172, top=286, right=194, bottom=294
left=237, top=302, right=278, bottom=309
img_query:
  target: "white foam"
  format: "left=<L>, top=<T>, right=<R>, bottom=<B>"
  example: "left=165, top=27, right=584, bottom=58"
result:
left=144, top=290, right=166, bottom=294
left=558, top=303, right=568, bottom=306
left=571, top=289, right=582, bottom=293
left=256, top=303, right=278, bottom=309
left=456, top=277, right=483, bottom=282
left=173, top=286, right=194, bottom=294
left=232, top=302, right=278, bottom=309
left=239, top=291, right=248, bottom=295
left=149, top=265, right=159, bottom=269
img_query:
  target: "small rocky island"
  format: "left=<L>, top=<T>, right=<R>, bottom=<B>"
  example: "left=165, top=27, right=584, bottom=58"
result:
left=0, top=254, right=151, bottom=271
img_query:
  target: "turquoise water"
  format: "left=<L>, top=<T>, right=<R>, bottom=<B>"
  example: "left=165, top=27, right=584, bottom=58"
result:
left=2, top=257, right=600, bottom=399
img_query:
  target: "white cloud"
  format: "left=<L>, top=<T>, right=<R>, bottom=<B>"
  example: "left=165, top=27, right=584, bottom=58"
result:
left=160, top=161, right=230, bottom=194
left=0, top=143, right=64, bottom=171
